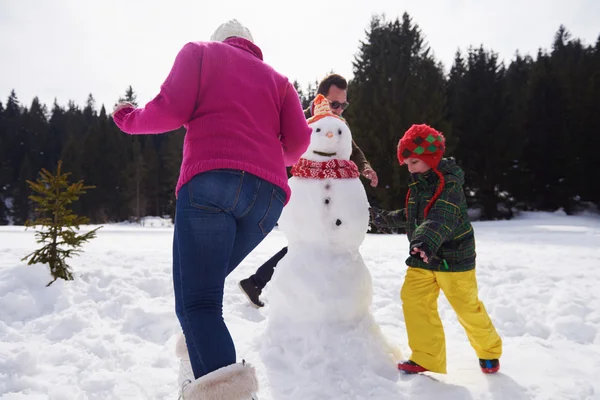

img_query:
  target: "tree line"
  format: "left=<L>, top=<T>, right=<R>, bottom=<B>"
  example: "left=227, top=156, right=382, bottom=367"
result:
left=1, top=13, right=598, bottom=225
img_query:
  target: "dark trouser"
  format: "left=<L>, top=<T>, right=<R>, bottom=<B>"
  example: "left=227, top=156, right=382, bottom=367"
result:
left=252, top=246, right=288, bottom=289
left=173, top=170, right=285, bottom=379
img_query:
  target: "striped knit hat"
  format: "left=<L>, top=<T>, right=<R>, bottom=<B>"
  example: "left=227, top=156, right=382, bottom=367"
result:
left=307, top=94, right=346, bottom=125
left=398, top=124, right=446, bottom=218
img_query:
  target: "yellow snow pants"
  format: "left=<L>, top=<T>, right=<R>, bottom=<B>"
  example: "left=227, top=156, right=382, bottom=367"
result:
left=401, top=267, right=502, bottom=374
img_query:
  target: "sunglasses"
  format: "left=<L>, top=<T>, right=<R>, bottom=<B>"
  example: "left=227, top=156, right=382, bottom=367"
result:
left=329, top=100, right=350, bottom=110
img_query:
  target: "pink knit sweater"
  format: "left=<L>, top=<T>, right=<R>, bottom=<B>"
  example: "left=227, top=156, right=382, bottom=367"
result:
left=112, top=38, right=311, bottom=203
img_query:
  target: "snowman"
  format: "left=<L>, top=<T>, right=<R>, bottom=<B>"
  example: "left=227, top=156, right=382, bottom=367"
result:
left=259, top=94, right=403, bottom=399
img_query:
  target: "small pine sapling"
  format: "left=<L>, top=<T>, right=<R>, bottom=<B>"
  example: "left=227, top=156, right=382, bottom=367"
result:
left=22, top=161, right=101, bottom=286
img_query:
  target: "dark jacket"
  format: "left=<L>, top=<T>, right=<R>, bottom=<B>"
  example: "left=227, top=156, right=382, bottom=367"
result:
left=370, top=159, right=476, bottom=272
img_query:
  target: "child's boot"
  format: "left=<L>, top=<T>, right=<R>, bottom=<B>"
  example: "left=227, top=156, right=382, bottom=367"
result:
left=479, top=358, right=500, bottom=374
left=398, top=360, right=429, bottom=374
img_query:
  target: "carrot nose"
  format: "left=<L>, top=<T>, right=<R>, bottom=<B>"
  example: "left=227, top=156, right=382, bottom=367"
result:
left=326, top=132, right=334, bottom=138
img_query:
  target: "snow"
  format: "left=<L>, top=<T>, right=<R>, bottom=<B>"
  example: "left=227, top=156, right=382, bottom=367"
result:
left=1, top=211, right=600, bottom=399
left=115, top=216, right=174, bottom=228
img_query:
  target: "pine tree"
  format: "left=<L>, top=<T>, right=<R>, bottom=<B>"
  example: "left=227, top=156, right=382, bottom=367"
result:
left=23, top=97, right=49, bottom=172
left=113, top=85, right=146, bottom=221
left=503, top=53, right=534, bottom=210
left=46, top=100, right=68, bottom=169
left=83, top=94, right=97, bottom=124
left=547, top=26, right=593, bottom=212
left=447, top=46, right=514, bottom=219
left=22, top=161, right=101, bottom=286
left=0, top=158, right=8, bottom=224
left=59, top=101, right=87, bottom=192
left=0, top=102, right=9, bottom=225
left=143, top=140, right=160, bottom=217
left=11, top=155, right=34, bottom=224
left=587, top=36, right=600, bottom=208
left=293, top=80, right=304, bottom=104
left=303, top=82, right=317, bottom=110
left=3, top=90, right=22, bottom=187
left=523, top=51, right=570, bottom=212
left=80, top=106, right=125, bottom=222
left=345, top=13, right=449, bottom=213
left=159, top=130, right=184, bottom=221
left=121, top=137, right=146, bottom=222
left=0, top=151, right=9, bottom=225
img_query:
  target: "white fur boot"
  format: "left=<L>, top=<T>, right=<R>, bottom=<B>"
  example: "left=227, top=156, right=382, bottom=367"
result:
left=176, top=334, right=195, bottom=396
left=175, top=333, right=259, bottom=400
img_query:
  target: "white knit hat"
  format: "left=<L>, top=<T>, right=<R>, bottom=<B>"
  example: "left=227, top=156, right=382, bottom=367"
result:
left=210, top=19, right=254, bottom=43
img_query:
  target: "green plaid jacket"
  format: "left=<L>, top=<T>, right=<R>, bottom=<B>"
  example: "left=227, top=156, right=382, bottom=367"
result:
left=371, top=159, right=476, bottom=272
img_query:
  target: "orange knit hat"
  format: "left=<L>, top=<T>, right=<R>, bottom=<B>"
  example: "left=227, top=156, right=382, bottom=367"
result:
left=307, top=94, right=345, bottom=124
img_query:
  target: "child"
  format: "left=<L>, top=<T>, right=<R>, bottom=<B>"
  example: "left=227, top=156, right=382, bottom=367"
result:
left=370, top=124, right=502, bottom=375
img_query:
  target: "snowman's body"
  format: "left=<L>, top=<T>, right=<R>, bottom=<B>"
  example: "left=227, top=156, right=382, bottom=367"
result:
left=260, top=108, right=402, bottom=399
left=267, top=114, right=372, bottom=324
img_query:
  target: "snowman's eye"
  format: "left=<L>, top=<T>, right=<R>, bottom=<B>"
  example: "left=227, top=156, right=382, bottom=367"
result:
left=338, top=129, right=342, bottom=135
left=316, top=128, right=321, bottom=132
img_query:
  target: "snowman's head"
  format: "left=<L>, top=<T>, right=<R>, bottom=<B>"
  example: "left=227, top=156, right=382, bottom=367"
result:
left=303, top=116, right=352, bottom=162
left=302, top=95, right=353, bottom=162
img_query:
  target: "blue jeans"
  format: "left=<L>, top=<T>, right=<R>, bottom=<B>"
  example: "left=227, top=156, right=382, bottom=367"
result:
left=173, top=169, right=285, bottom=379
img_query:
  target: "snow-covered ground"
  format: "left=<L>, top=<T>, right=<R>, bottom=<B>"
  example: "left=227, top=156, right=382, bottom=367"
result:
left=1, top=212, right=599, bottom=400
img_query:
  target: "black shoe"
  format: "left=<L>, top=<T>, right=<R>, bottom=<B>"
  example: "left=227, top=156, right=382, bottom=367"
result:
left=479, top=358, right=500, bottom=374
left=238, top=278, right=264, bottom=308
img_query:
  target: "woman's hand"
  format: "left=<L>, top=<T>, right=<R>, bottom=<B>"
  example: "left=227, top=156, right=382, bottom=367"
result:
left=112, top=102, right=135, bottom=116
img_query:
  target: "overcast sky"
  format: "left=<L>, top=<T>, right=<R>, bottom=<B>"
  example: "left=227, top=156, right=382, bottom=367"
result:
left=1, top=0, right=598, bottom=112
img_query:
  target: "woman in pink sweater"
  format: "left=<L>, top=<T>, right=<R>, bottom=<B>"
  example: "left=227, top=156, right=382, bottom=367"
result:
left=113, top=20, right=310, bottom=399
